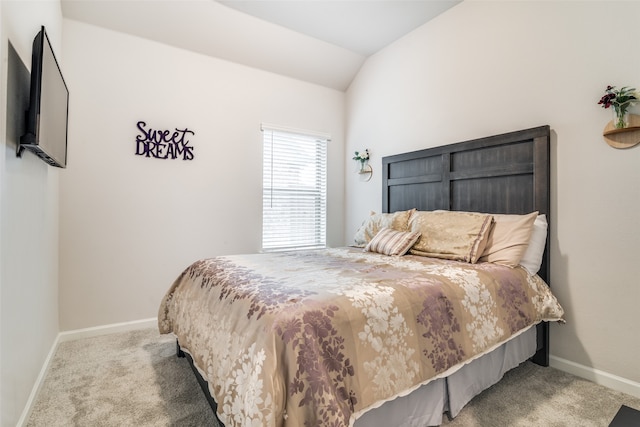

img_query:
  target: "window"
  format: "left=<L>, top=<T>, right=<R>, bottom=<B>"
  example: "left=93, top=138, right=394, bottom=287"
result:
left=262, top=125, right=328, bottom=251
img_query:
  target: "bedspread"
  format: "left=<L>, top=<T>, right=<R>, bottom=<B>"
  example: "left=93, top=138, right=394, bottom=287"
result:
left=158, top=247, right=564, bottom=427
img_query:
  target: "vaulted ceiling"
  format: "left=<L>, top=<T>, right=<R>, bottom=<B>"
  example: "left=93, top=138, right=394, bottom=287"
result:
left=61, top=0, right=461, bottom=91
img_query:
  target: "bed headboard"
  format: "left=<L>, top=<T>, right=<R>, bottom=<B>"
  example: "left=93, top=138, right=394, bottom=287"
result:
left=381, top=125, right=550, bottom=279
left=382, top=125, right=551, bottom=365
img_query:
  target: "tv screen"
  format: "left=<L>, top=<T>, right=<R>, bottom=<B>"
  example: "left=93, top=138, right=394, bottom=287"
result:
left=19, top=26, right=69, bottom=168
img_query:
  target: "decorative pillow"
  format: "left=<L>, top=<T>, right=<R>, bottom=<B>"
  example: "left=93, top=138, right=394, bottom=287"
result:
left=478, top=211, right=538, bottom=267
left=364, top=228, right=421, bottom=256
left=408, top=210, right=493, bottom=263
left=353, top=209, right=415, bottom=247
left=519, top=214, right=548, bottom=275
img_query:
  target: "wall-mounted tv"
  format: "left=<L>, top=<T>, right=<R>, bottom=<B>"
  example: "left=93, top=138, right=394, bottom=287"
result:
left=18, top=26, right=69, bottom=168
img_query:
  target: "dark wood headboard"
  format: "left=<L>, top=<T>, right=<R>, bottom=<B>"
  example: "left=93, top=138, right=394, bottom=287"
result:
left=381, top=125, right=551, bottom=365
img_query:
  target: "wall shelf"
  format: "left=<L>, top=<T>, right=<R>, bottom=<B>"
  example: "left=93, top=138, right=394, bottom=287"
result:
left=603, top=114, right=640, bottom=149
left=358, top=164, right=373, bottom=182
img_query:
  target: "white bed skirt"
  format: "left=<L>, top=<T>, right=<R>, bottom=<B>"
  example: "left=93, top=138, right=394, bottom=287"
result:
left=354, top=326, right=537, bottom=427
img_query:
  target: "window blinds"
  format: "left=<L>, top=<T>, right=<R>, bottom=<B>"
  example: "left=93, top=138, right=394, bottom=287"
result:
left=262, top=125, right=328, bottom=251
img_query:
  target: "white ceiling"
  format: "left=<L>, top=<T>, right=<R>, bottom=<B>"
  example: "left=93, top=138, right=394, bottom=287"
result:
left=61, top=0, right=461, bottom=91
left=218, top=1, right=460, bottom=57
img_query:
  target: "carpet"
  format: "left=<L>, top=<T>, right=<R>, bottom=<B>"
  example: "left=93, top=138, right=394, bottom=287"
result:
left=27, top=328, right=640, bottom=426
left=26, top=328, right=219, bottom=427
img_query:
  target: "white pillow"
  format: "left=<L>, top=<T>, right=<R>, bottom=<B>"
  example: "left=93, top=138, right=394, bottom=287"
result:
left=519, top=214, right=548, bottom=275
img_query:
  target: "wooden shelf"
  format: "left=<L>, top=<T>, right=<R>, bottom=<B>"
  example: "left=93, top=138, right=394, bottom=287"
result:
left=603, top=114, right=640, bottom=149
left=603, top=125, right=640, bottom=136
left=358, top=164, right=372, bottom=182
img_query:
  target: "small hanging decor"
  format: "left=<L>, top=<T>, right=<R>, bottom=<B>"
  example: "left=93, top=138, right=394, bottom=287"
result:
left=352, top=149, right=370, bottom=173
left=598, top=85, right=639, bottom=129
left=598, top=85, right=640, bottom=149
left=135, top=120, right=195, bottom=160
left=352, top=149, right=372, bottom=181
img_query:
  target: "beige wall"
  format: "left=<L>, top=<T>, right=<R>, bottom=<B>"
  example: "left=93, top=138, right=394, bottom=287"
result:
left=59, top=19, right=346, bottom=330
left=346, top=0, right=640, bottom=389
left=0, top=2, right=63, bottom=426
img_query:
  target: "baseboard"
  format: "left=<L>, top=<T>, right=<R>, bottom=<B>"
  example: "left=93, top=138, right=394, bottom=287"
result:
left=16, top=317, right=158, bottom=426
left=57, top=317, right=158, bottom=343
left=15, top=332, right=62, bottom=427
left=550, top=355, right=640, bottom=399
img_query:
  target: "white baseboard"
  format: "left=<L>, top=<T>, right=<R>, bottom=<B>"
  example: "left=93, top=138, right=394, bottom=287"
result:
left=550, top=355, right=640, bottom=399
left=15, top=332, right=62, bottom=427
left=57, top=317, right=158, bottom=343
left=17, top=317, right=158, bottom=427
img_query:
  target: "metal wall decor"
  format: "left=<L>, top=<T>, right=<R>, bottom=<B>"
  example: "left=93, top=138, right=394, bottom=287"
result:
left=135, top=121, right=195, bottom=160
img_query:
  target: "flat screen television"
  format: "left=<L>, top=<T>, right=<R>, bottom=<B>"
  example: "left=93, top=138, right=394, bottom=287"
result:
left=19, top=26, right=69, bottom=168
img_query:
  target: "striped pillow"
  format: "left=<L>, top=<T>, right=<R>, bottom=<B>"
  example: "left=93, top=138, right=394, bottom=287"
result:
left=364, top=227, right=421, bottom=256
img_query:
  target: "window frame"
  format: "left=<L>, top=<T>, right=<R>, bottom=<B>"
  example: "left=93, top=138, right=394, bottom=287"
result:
left=261, top=124, right=329, bottom=252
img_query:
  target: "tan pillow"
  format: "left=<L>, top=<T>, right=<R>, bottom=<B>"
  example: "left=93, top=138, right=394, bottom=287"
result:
left=478, top=211, right=538, bottom=267
left=364, top=228, right=421, bottom=256
left=409, top=210, right=493, bottom=263
left=353, top=209, right=415, bottom=247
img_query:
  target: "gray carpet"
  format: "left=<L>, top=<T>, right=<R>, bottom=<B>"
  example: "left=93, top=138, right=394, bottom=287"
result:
left=27, top=328, right=219, bottom=427
left=27, top=328, right=640, bottom=426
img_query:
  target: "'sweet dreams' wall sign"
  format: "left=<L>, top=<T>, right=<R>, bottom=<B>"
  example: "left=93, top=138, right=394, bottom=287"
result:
left=135, top=121, right=195, bottom=160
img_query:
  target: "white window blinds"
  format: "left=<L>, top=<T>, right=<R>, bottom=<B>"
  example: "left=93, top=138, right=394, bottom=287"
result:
left=262, top=125, right=328, bottom=252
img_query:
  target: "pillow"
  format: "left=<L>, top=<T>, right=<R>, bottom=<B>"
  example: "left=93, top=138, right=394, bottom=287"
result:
left=408, top=210, right=493, bottom=263
left=519, top=214, right=548, bottom=275
left=364, top=228, right=421, bottom=256
left=478, top=211, right=538, bottom=267
left=353, top=209, right=415, bottom=247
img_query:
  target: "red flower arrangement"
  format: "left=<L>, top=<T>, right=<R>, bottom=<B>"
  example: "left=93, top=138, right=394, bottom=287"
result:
left=598, top=85, right=639, bottom=128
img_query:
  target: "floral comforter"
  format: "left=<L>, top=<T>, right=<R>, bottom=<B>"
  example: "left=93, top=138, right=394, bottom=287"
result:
left=158, top=247, right=564, bottom=427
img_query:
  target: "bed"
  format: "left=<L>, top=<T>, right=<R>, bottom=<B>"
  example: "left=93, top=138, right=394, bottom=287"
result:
left=158, top=125, right=564, bottom=427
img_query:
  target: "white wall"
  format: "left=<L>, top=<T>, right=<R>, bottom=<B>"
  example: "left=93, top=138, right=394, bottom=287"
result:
left=59, top=19, right=345, bottom=331
left=346, top=0, right=640, bottom=387
left=0, top=2, right=63, bottom=426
